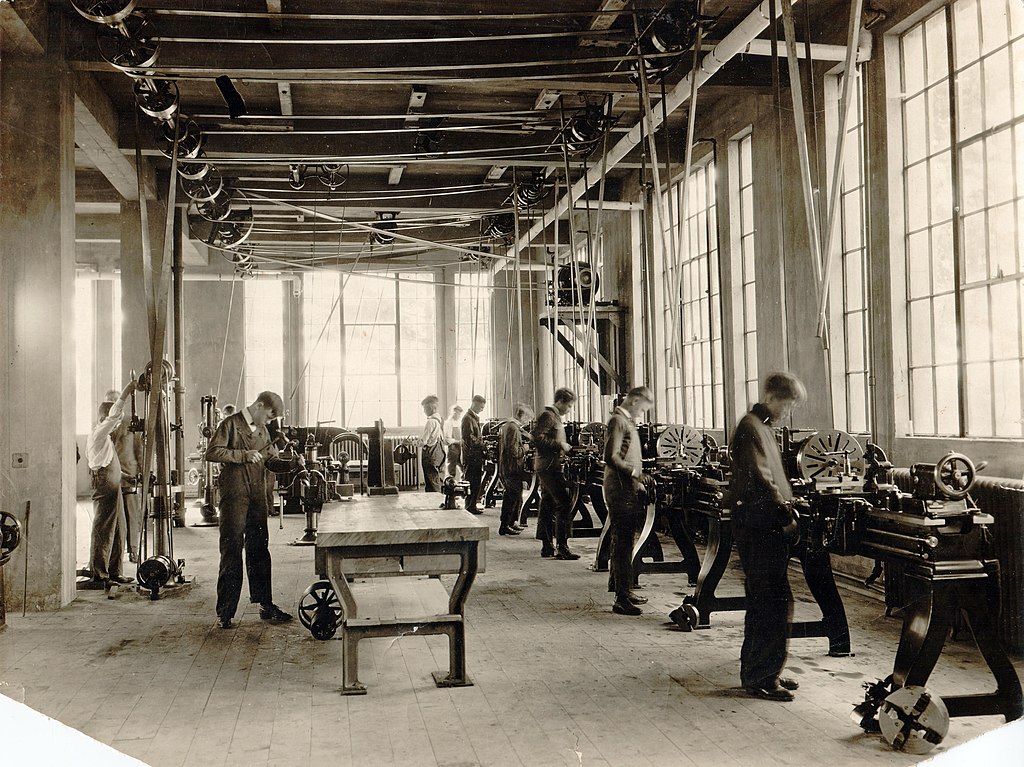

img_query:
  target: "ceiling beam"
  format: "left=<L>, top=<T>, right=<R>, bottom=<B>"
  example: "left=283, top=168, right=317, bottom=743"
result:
left=0, top=1, right=45, bottom=56
left=73, top=72, right=156, bottom=200
left=266, top=1, right=293, bottom=116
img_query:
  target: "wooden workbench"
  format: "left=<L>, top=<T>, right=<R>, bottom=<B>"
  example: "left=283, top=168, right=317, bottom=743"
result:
left=312, top=496, right=488, bottom=695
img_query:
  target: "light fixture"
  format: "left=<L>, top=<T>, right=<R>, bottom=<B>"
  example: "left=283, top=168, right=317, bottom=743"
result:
left=288, top=164, right=306, bottom=190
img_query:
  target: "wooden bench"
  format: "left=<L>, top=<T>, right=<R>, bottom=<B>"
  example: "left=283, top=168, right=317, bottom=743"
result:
left=312, top=500, right=488, bottom=695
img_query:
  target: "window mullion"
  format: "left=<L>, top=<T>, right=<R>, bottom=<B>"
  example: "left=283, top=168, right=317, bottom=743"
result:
left=946, top=3, right=968, bottom=437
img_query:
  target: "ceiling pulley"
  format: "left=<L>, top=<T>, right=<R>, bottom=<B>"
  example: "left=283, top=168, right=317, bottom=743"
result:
left=512, top=175, right=548, bottom=209
left=632, top=0, right=708, bottom=81
left=484, top=212, right=515, bottom=241
left=563, top=105, right=610, bottom=158
left=370, top=212, right=398, bottom=245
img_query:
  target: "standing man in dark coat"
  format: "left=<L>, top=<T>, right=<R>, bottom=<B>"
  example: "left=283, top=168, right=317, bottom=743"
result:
left=205, top=391, right=296, bottom=629
left=532, top=387, right=578, bottom=560
left=603, top=386, right=655, bottom=615
left=461, top=394, right=487, bottom=514
left=731, top=371, right=806, bottom=701
left=497, top=403, right=533, bottom=536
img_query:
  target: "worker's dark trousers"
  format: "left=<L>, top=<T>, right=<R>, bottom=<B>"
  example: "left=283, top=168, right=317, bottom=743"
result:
left=606, top=485, right=643, bottom=602
left=422, top=443, right=445, bottom=492
left=217, top=489, right=273, bottom=620
left=499, top=473, right=526, bottom=530
left=536, top=470, right=572, bottom=550
left=734, top=523, right=793, bottom=688
left=89, top=461, right=125, bottom=582
left=464, top=455, right=484, bottom=510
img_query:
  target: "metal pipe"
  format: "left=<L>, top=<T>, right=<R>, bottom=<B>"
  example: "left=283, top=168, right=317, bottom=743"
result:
left=780, top=0, right=824, bottom=295
left=815, top=0, right=866, bottom=338
left=508, top=0, right=801, bottom=268
left=172, top=212, right=185, bottom=526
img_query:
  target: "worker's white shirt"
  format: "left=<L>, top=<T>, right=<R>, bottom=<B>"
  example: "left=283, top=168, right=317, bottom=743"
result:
left=422, top=414, right=445, bottom=448
left=242, top=406, right=258, bottom=433
left=86, top=397, right=127, bottom=470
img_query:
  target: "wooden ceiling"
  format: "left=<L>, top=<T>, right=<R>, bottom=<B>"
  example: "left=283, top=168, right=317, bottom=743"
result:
left=64, top=1, right=852, bottom=274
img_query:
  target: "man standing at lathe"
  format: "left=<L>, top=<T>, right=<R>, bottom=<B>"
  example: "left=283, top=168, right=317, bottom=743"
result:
left=205, top=391, right=298, bottom=629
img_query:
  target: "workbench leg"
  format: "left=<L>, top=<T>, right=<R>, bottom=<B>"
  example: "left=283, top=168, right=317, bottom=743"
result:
left=798, top=547, right=852, bottom=656
left=691, top=517, right=735, bottom=627
left=434, top=543, right=477, bottom=688
left=341, top=632, right=367, bottom=695
left=893, top=579, right=953, bottom=689
left=666, top=512, right=701, bottom=585
left=954, top=574, right=1024, bottom=721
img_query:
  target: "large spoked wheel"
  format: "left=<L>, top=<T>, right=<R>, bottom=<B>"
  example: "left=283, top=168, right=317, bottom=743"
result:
left=0, top=510, right=23, bottom=565
left=933, top=452, right=975, bottom=500
left=796, top=429, right=865, bottom=481
left=298, top=580, right=343, bottom=640
left=656, top=424, right=702, bottom=467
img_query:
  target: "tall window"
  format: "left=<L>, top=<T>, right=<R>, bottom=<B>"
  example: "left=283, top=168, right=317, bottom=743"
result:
left=243, top=280, right=285, bottom=405
left=731, top=131, right=759, bottom=406
left=302, top=271, right=343, bottom=425
left=900, top=0, right=1024, bottom=437
left=656, top=159, right=724, bottom=427
left=828, top=67, right=872, bottom=433
left=455, top=270, right=493, bottom=406
left=301, top=271, right=438, bottom=428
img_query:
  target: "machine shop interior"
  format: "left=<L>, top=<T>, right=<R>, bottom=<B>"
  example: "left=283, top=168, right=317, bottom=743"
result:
left=1, top=0, right=1024, bottom=765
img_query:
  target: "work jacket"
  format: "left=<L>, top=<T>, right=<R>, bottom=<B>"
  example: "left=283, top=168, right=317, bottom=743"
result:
left=205, top=410, right=281, bottom=501
left=497, top=418, right=529, bottom=479
left=461, top=409, right=484, bottom=462
left=603, top=407, right=643, bottom=508
left=532, top=406, right=568, bottom=474
left=729, top=403, right=794, bottom=529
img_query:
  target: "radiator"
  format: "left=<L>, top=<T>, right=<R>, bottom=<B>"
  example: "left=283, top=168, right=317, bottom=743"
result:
left=385, top=436, right=421, bottom=491
left=891, top=469, right=1024, bottom=654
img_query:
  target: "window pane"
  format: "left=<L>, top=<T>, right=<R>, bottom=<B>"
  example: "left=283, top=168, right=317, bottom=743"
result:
left=957, top=62, right=983, bottom=140
left=953, top=0, right=981, bottom=66
left=992, top=360, right=1023, bottom=437
left=962, top=287, right=990, bottom=362
left=989, top=203, right=1017, bottom=279
left=927, top=85, right=951, bottom=155
left=902, top=25, right=926, bottom=95
left=907, top=231, right=932, bottom=299
left=931, top=223, right=955, bottom=294
left=965, top=362, right=993, bottom=436
left=911, top=369, right=935, bottom=434
left=991, top=281, right=1019, bottom=359
left=910, top=300, right=934, bottom=366
left=904, top=95, right=928, bottom=165
left=934, top=365, right=960, bottom=435
left=932, top=294, right=958, bottom=366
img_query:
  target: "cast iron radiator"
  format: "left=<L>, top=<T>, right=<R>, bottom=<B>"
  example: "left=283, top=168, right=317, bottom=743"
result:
left=385, top=436, right=422, bottom=491
left=891, top=469, right=1024, bottom=654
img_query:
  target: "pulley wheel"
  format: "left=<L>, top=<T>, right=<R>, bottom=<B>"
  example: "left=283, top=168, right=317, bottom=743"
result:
left=195, top=190, right=233, bottom=221
left=796, top=429, right=865, bottom=482
left=71, top=0, right=137, bottom=26
left=137, top=555, right=173, bottom=592
left=655, top=424, right=702, bottom=467
left=669, top=600, right=699, bottom=631
left=96, top=14, right=159, bottom=71
left=189, top=201, right=254, bottom=250
left=933, top=452, right=975, bottom=500
left=878, top=686, right=949, bottom=754
left=180, top=173, right=224, bottom=203
left=299, top=580, right=343, bottom=639
left=177, top=161, right=212, bottom=182
left=0, top=510, right=23, bottom=559
left=133, top=78, right=179, bottom=121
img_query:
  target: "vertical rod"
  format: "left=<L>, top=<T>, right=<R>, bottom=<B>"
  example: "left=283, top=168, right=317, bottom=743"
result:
left=780, top=0, right=824, bottom=296
left=768, top=0, right=792, bottom=371
left=172, top=213, right=185, bottom=525
left=816, top=0, right=866, bottom=337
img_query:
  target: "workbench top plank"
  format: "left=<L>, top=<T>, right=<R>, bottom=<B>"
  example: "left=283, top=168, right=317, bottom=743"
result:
left=316, top=503, right=489, bottom=548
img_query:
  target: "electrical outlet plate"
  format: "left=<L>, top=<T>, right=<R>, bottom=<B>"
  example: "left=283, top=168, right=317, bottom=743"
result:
left=12, top=453, right=28, bottom=469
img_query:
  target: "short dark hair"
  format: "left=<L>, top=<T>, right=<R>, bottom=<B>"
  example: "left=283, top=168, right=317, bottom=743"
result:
left=513, top=403, right=533, bottom=420
left=554, top=387, right=576, bottom=404
left=421, top=395, right=439, bottom=407
left=472, top=394, right=486, bottom=404
left=97, top=401, right=114, bottom=419
left=625, top=386, right=654, bottom=403
left=255, top=391, right=284, bottom=417
left=763, top=372, right=806, bottom=402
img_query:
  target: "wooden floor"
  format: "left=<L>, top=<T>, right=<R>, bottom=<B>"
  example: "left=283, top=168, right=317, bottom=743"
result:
left=0, top=494, right=1020, bottom=766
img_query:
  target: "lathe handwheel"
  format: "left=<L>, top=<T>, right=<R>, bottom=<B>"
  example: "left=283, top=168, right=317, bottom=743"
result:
left=71, top=0, right=137, bottom=26
left=298, top=580, right=343, bottom=640
left=655, top=424, right=702, bottom=467
left=0, top=511, right=23, bottom=560
left=877, top=685, right=949, bottom=754
left=933, top=452, right=974, bottom=500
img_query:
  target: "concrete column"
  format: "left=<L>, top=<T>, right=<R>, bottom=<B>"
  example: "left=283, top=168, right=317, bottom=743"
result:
left=0, top=50, right=77, bottom=610
left=94, top=280, right=115, bottom=395
left=440, top=268, right=458, bottom=411
left=182, top=281, right=245, bottom=429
